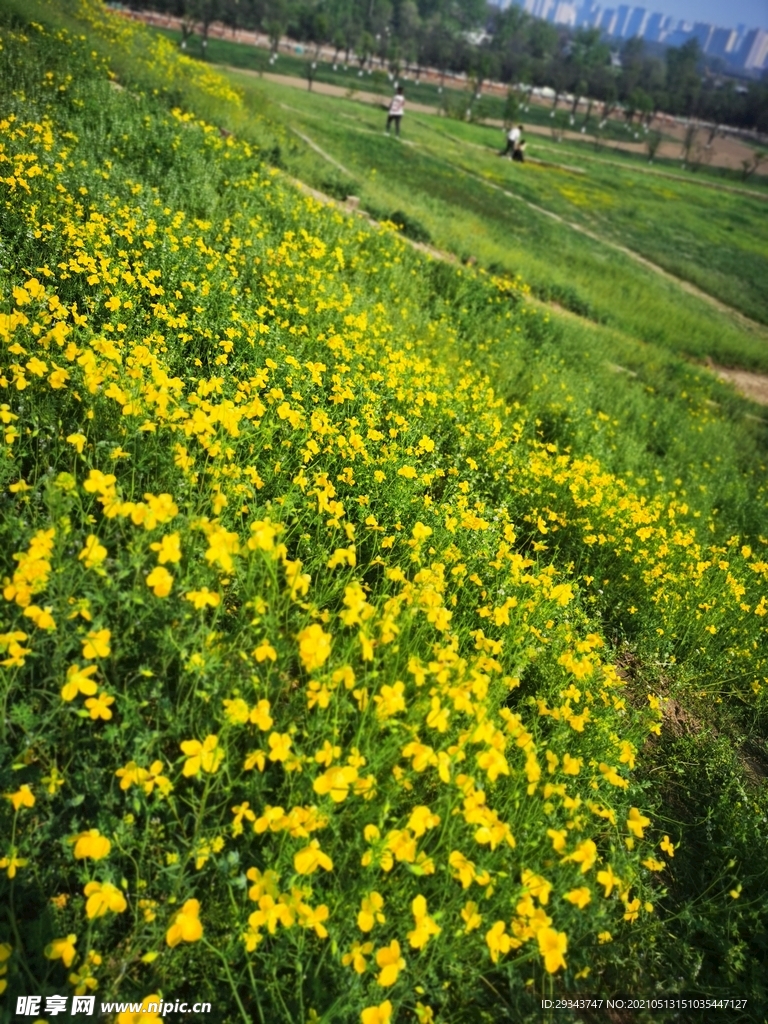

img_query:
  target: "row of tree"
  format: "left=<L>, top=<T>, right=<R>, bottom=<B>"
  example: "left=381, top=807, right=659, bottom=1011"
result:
left=138, top=0, right=768, bottom=133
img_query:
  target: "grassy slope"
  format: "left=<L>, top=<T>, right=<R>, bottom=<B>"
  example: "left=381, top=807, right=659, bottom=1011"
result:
left=1, top=5, right=768, bottom=1023
left=222, top=71, right=768, bottom=372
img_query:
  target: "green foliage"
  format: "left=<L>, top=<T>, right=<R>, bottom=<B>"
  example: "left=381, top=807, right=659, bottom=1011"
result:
left=1, top=6, right=768, bottom=1024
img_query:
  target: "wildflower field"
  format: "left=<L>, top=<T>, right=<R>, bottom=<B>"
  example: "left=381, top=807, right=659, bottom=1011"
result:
left=1, top=3, right=768, bottom=1022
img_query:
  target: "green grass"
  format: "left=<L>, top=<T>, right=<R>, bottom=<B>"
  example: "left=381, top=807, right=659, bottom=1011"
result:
left=3, top=6, right=768, bottom=1023
left=222, top=72, right=768, bottom=371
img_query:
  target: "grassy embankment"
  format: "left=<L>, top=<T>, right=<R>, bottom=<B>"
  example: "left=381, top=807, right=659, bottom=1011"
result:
left=217, top=66, right=768, bottom=355
left=1, top=3, right=768, bottom=1023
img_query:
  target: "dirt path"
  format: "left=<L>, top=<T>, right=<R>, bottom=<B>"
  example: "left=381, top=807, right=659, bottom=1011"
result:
left=713, top=366, right=768, bottom=407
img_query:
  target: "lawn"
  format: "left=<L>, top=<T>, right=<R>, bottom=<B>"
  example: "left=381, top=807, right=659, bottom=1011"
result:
left=223, top=71, right=768, bottom=370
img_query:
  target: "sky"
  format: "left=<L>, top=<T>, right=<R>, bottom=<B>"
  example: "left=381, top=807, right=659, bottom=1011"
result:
left=636, top=0, right=767, bottom=28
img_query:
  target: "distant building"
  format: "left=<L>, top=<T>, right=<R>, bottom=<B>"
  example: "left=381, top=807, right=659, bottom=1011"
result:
left=576, top=1, right=602, bottom=28
left=493, top=0, right=767, bottom=73
left=599, top=7, right=618, bottom=35
left=643, top=12, right=665, bottom=41
left=707, top=26, right=737, bottom=59
left=553, top=2, right=578, bottom=27
left=538, top=0, right=557, bottom=21
left=624, top=7, right=649, bottom=38
left=691, top=21, right=714, bottom=51
left=614, top=3, right=632, bottom=35
left=737, top=27, right=768, bottom=70
left=663, top=20, right=694, bottom=47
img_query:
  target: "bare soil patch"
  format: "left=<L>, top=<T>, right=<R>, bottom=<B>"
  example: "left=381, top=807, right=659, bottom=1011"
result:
left=712, top=366, right=768, bottom=406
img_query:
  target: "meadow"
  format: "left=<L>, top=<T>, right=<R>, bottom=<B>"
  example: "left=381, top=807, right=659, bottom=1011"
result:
left=1, top=3, right=768, bottom=1023
left=218, top=69, right=768, bottom=359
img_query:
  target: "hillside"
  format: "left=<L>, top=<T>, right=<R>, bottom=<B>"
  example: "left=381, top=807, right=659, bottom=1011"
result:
left=0, top=3, right=767, bottom=1023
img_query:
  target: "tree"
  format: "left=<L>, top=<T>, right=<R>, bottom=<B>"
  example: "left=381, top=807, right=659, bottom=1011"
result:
left=503, top=86, right=520, bottom=129
left=741, top=149, right=768, bottom=180
left=357, top=30, right=375, bottom=70
left=331, top=29, right=345, bottom=65
left=618, top=36, right=644, bottom=100
left=264, top=0, right=288, bottom=58
left=645, top=129, right=662, bottom=161
left=666, top=38, right=702, bottom=117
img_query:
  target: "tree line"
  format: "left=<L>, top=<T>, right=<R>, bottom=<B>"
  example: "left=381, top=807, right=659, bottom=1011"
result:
left=139, top=0, right=768, bottom=132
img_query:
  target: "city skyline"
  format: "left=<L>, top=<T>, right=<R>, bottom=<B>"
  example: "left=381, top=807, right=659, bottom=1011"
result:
left=657, top=1, right=766, bottom=31
left=503, top=0, right=768, bottom=71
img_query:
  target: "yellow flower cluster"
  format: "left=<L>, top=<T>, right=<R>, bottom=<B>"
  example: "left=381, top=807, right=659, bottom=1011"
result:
left=0, top=11, right=765, bottom=1020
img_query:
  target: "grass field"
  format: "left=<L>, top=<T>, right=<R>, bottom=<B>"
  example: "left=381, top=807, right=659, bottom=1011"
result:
left=1, top=4, right=768, bottom=1023
left=218, top=69, right=768, bottom=352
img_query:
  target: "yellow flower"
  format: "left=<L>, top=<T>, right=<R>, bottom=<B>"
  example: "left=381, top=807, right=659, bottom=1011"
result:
left=205, top=525, right=240, bottom=571
left=4, top=785, right=34, bottom=811
left=0, top=849, right=28, bottom=878
left=461, top=900, right=482, bottom=933
left=253, top=639, right=277, bottom=662
left=66, top=432, right=87, bottom=453
left=185, top=587, right=220, bottom=609
left=375, top=939, right=405, bottom=986
left=82, top=629, right=111, bottom=659
left=596, top=865, right=620, bottom=898
left=150, top=532, right=182, bottom=564
left=373, top=680, right=406, bottom=720
left=23, top=604, right=56, bottom=630
left=361, top=1001, right=393, bottom=1024
left=146, top=565, right=173, bottom=597
left=78, top=534, right=107, bottom=569
left=407, top=894, right=441, bottom=950
left=448, top=850, right=476, bottom=888
left=342, top=940, right=374, bottom=974
left=250, top=700, right=273, bottom=731
left=166, top=899, right=203, bottom=947
left=84, top=881, right=127, bottom=919
left=660, top=834, right=675, bottom=857
left=537, top=927, right=568, bottom=973
left=297, top=623, right=332, bottom=672
left=627, top=807, right=651, bottom=838
left=247, top=519, right=280, bottom=551
left=41, top=765, right=64, bottom=794
left=623, top=897, right=642, bottom=922
left=313, top=765, right=358, bottom=803
left=643, top=857, right=666, bottom=872
left=70, top=829, right=112, bottom=860
left=562, top=753, right=582, bottom=775
left=84, top=692, right=115, bottom=721
left=116, top=995, right=164, bottom=1024
left=181, top=735, right=223, bottom=777
left=357, top=892, right=386, bottom=932
left=485, top=921, right=511, bottom=963
left=521, top=869, right=552, bottom=904
left=294, top=840, right=334, bottom=875
left=562, top=839, right=597, bottom=874
left=45, top=933, right=78, bottom=968
left=61, top=664, right=99, bottom=702
left=563, top=887, right=591, bottom=909
left=267, top=731, right=292, bottom=762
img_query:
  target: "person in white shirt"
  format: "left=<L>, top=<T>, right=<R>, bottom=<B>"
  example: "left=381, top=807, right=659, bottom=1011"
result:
left=386, top=87, right=405, bottom=137
left=499, top=123, right=523, bottom=157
